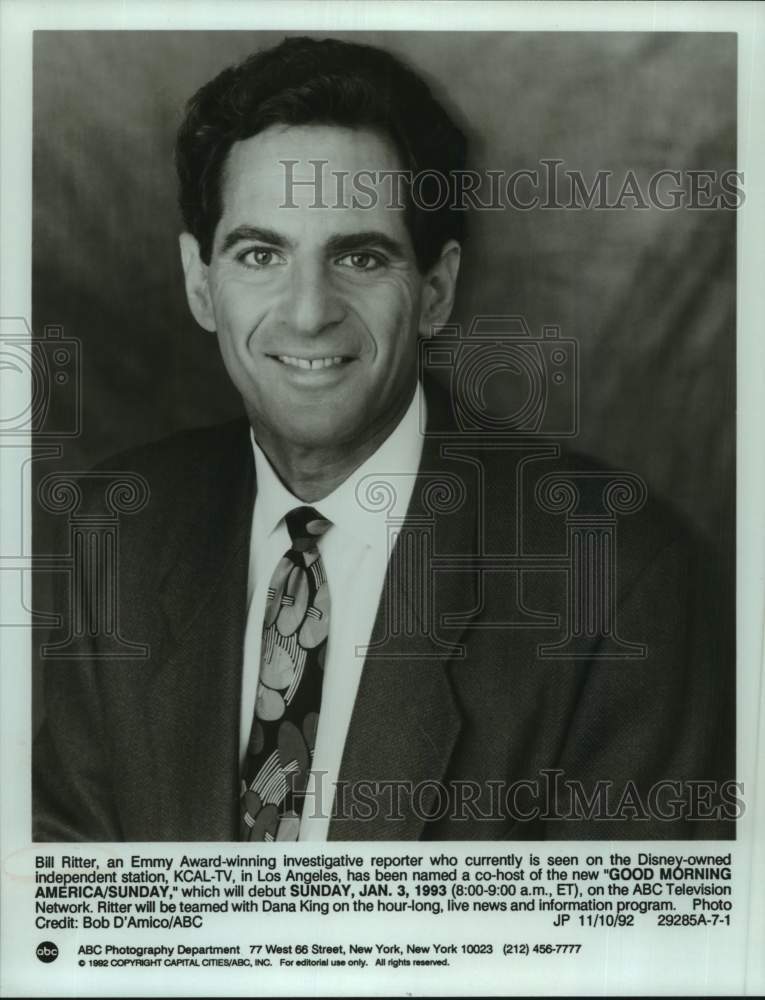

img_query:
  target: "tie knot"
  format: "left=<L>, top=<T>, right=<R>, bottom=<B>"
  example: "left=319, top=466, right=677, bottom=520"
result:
left=285, top=506, right=331, bottom=551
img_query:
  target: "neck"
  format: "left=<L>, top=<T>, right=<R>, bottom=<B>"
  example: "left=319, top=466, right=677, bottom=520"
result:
left=249, top=389, right=416, bottom=503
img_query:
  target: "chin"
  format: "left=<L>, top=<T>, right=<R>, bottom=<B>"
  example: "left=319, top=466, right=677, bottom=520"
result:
left=285, top=422, right=353, bottom=450
left=253, top=404, right=344, bottom=443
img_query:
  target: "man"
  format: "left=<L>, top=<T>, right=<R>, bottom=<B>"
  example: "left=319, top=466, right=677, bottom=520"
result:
left=33, top=36, right=735, bottom=842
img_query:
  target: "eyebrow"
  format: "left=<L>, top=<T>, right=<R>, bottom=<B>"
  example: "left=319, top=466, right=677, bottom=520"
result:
left=325, top=231, right=408, bottom=260
left=220, top=226, right=290, bottom=254
left=220, top=225, right=409, bottom=260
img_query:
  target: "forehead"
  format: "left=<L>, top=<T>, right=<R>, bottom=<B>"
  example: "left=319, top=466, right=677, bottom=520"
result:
left=217, top=124, right=409, bottom=243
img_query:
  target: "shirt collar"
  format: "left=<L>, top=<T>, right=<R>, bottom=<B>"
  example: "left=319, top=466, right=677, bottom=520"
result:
left=251, top=383, right=426, bottom=551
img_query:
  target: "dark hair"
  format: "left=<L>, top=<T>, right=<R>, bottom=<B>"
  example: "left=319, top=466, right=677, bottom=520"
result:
left=175, top=36, right=468, bottom=271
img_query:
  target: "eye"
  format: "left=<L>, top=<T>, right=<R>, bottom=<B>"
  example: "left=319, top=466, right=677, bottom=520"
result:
left=238, top=247, right=283, bottom=268
left=337, top=252, right=384, bottom=271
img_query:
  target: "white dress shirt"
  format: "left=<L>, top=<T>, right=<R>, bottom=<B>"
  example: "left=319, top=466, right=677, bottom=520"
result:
left=239, top=384, right=425, bottom=840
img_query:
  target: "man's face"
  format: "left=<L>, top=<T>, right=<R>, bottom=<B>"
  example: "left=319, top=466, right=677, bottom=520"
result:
left=183, top=124, right=455, bottom=456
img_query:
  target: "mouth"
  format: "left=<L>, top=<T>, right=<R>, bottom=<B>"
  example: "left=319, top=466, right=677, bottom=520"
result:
left=270, top=355, right=353, bottom=371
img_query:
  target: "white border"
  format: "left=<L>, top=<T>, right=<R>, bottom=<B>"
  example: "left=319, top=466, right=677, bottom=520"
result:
left=1, top=2, right=763, bottom=996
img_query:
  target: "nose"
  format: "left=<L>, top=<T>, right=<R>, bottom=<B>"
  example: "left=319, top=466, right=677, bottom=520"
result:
left=279, top=258, right=346, bottom=338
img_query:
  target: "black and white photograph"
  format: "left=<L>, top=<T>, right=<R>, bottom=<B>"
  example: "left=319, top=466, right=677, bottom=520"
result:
left=1, top=1, right=763, bottom=997
left=31, top=27, right=737, bottom=843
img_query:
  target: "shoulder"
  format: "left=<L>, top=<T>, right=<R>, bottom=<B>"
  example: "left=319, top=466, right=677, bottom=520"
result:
left=86, top=417, right=252, bottom=521
left=78, top=417, right=254, bottom=577
left=93, top=417, right=252, bottom=484
left=421, top=375, right=692, bottom=578
left=522, top=445, right=694, bottom=571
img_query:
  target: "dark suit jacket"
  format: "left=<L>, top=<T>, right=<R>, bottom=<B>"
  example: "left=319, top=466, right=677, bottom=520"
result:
left=33, top=384, right=735, bottom=841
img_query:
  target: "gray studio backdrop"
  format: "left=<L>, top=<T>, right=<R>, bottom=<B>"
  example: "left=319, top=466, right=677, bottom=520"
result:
left=32, top=30, right=736, bottom=590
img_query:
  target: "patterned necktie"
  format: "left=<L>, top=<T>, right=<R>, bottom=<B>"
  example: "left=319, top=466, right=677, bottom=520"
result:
left=240, top=506, right=332, bottom=841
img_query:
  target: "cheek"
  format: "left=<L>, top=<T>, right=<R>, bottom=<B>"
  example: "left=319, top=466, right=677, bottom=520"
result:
left=211, top=278, right=272, bottom=351
left=351, top=281, right=420, bottom=357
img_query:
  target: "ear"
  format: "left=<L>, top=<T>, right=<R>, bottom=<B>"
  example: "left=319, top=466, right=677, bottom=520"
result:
left=417, top=240, right=461, bottom=336
left=179, top=232, right=217, bottom=333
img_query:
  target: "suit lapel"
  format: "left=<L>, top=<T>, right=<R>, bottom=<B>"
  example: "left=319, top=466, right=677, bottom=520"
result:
left=330, top=383, right=481, bottom=840
left=142, top=420, right=254, bottom=841
left=137, top=394, right=482, bottom=842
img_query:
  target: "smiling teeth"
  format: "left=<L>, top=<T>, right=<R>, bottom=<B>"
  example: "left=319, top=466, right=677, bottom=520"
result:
left=278, top=356, right=345, bottom=370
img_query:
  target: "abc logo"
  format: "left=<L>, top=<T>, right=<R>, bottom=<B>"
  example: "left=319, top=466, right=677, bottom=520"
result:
left=36, top=941, right=59, bottom=963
